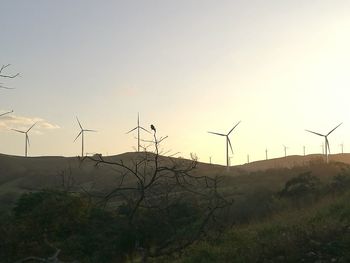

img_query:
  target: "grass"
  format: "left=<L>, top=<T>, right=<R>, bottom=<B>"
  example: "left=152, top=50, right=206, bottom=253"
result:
left=156, top=191, right=350, bottom=263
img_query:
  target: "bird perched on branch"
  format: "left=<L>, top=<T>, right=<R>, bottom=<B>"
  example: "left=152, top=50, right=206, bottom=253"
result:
left=150, top=124, right=156, bottom=133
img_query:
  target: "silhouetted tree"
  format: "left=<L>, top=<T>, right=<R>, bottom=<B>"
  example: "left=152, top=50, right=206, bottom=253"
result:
left=87, top=127, right=232, bottom=262
left=0, top=64, right=19, bottom=89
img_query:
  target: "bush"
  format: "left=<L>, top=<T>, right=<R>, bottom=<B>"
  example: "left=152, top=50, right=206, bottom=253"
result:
left=279, top=171, right=321, bottom=199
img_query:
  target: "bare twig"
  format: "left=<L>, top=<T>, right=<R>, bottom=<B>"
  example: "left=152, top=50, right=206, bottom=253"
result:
left=84, top=126, right=232, bottom=261
left=0, top=64, right=19, bottom=78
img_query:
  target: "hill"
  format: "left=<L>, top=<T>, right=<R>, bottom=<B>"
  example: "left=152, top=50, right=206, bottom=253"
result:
left=0, top=152, right=229, bottom=209
left=237, top=153, right=350, bottom=172
left=1, top=152, right=350, bottom=262
left=1, top=152, right=349, bottom=210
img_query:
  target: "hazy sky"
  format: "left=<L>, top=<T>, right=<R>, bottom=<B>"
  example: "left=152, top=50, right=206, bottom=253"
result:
left=1, top=1, right=350, bottom=165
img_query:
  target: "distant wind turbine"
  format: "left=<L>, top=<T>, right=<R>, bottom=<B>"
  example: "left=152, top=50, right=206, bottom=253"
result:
left=208, top=121, right=240, bottom=167
left=340, top=143, right=344, bottom=154
left=305, top=123, right=342, bottom=163
left=283, top=145, right=289, bottom=157
left=126, top=113, right=150, bottom=152
left=265, top=148, right=268, bottom=160
left=11, top=122, right=36, bottom=157
left=303, top=145, right=306, bottom=156
left=247, top=154, right=250, bottom=164
left=0, top=110, right=13, bottom=117
left=74, top=117, right=97, bottom=157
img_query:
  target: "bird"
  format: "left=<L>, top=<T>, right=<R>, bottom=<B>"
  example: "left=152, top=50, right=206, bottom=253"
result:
left=150, top=124, right=156, bottom=133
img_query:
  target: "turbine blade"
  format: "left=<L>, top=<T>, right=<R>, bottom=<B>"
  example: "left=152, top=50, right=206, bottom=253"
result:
left=126, top=127, right=137, bottom=134
left=140, top=126, right=151, bottom=133
left=327, top=122, right=342, bottom=136
left=27, top=122, right=37, bottom=133
left=228, top=121, right=241, bottom=135
left=84, top=129, right=97, bottom=132
left=76, top=117, right=83, bottom=130
left=74, top=131, right=82, bottom=142
left=11, top=129, right=25, bottom=133
left=228, top=138, right=233, bottom=154
left=305, top=129, right=324, bottom=137
left=208, top=131, right=226, bottom=136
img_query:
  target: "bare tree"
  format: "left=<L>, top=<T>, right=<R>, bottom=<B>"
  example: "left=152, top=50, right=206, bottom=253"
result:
left=86, top=126, right=232, bottom=262
left=0, top=64, right=19, bottom=89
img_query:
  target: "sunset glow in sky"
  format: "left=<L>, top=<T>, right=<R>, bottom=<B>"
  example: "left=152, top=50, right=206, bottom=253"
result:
left=1, top=1, right=350, bottom=165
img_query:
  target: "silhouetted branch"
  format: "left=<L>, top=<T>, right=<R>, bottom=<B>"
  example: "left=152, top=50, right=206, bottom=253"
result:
left=0, top=64, right=19, bottom=78
left=84, top=126, right=232, bottom=261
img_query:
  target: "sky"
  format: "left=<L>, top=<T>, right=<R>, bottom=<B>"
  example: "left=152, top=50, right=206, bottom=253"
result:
left=1, top=0, right=350, bottom=165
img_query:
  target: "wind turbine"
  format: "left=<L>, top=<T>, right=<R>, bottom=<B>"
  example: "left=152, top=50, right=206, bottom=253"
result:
left=340, top=143, right=344, bottom=154
left=0, top=110, right=13, bottom=117
left=126, top=113, right=150, bottom=152
left=283, top=145, right=289, bottom=157
left=303, top=145, right=306, bottom=156
left=11, top=122, right=36, bottom=157
left=208, top=121, right=240, bottom=167
left=247, top=154, right=250, bottom=164
left=74, top=117, right=97, bottom=157
left=265, top=148, right=268, bottom=160
left=305, top=123, right=342, bottom=163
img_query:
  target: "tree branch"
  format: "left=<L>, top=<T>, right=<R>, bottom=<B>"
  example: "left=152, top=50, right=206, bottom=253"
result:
left=0, top=64, right=19, bottom=78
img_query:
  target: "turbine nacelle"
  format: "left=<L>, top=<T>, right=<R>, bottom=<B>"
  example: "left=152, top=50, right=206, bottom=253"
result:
left=11, top=122, right=37, bottom=157
left=208, top=121, right=241, bottom=167
left=305, top=122, right=342, bottom=163
left=126, top=113, right=150, bottom=152
left=74, top=117, right=97, bottom=156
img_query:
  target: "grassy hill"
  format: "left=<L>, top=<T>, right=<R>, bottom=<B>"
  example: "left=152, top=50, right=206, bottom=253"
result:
left=159, top=190, right=350, bottom=263
left=1, top=152, right=350, bottom=262
left=1, top=152, right=350, bottom=210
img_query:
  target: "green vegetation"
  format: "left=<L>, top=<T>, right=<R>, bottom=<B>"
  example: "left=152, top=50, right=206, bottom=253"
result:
left=1, top=161, right=350, bottom=262
left=154, top=166, right=350, bottom=263
left=0, top=190, right=213, bottom=262
left=162, top=191, right=350, bottom=263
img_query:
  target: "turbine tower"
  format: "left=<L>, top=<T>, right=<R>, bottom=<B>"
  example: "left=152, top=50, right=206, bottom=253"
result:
left=305, top=123, right=342, bottom=163
left=74, top=117, right=97, bottom=157
left=0, top=110, right=13, bottom=117
left=208, top=121, right=240, bottom=167
left=283, top=145, right=289, bottom=158
left=303, top=145, right=306, bottom=156
left=340, top=143, right=344, bottom=154
left=11, top=122, right=36, bottom=157
left=126, top=113, right=150, bottom=152
left=265, top=148, right=268, bottom=160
